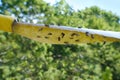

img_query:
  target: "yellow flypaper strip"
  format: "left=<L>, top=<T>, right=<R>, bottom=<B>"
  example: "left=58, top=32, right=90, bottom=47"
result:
left=0, top=14, right=120, bottom=44
left=0, top=14, right=15, bottom=32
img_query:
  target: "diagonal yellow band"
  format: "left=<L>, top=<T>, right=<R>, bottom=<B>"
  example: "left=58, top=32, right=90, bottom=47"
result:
left=13, top=22, right=120, bottom=44
left=0, top=14, right=120, bottom=44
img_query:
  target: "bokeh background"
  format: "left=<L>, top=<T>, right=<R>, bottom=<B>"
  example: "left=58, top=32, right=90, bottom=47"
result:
left=0, top=0, right=120, bottom=80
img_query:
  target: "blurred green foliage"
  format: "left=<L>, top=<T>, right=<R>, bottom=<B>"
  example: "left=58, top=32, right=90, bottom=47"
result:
left=0, top=0, right=120, bottom=80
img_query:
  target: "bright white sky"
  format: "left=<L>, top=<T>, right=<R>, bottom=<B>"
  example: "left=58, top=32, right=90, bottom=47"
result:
left=44, top=0, right=120, bottom=16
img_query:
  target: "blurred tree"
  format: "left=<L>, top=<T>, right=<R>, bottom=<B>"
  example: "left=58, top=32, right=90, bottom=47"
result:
left=0, top=0, right=120, bottom=80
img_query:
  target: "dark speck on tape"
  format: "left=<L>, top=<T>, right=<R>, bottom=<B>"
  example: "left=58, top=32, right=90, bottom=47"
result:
left=103, top=41, right=106, bottom=45
left=37, top=35, right=41, bottom=38
left=75, top=39, right=80, bottom=42
left=45, top=36, right=49, bottom=39
left=61, top=33, right=65, bottom=38
left=38, top=28, right=43, bottom=31
left=91, top=34, right=94, bottom=39
left=45, top=24, right=49, bottom=27
left=58, top=37, right=61, bottom=41
left=64, top=42, right=69, bottom=44
left=85, top=32, right=89, bottom=36
left=71, top=33, right=79, bottom=37
left=48, top=33, right=52, bottom=35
